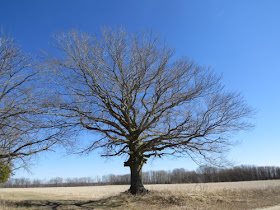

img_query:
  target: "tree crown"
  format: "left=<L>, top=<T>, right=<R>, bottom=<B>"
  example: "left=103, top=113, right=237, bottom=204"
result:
left=46, top=28, right=253, bottom=165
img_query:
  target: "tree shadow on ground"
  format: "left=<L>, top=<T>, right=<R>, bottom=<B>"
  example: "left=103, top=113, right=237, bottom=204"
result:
left=2, top=195, right=128, bottom=209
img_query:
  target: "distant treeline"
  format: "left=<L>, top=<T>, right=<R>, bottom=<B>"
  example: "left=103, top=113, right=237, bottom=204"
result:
left=1, top=165, right=280, bottom=188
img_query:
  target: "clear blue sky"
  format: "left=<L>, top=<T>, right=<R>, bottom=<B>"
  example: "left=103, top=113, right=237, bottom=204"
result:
left=1, top=0, right=279, bottom=179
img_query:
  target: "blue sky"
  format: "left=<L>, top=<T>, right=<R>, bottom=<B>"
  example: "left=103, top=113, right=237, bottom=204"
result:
left=1, top=0, right=280, bottom=179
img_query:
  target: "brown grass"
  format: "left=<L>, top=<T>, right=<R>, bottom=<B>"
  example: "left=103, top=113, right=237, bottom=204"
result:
left=0, top=180, right=280, bottom=209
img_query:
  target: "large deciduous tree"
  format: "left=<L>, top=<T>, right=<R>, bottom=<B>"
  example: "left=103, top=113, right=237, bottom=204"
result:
left=45, top=29, right=253, bottom=194
left=0, top=34, right=67, bottom=176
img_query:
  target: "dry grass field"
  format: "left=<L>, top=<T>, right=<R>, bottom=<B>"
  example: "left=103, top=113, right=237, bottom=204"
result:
left=1, top=180, right=280, bottom=209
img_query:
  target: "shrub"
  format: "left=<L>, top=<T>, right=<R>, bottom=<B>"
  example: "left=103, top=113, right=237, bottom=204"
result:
left=0, top=163, right=11, bottom=183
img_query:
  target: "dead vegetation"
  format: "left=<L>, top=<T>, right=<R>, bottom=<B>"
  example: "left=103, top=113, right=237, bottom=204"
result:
left=1, top=180, right=280, bottom=209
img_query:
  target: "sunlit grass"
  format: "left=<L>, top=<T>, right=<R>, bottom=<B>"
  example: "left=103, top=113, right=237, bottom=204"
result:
left=1, top=180, right=280, bottom=209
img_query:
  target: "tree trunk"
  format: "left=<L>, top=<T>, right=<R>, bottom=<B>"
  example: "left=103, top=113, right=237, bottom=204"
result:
left=128, top=161, right=148, bottom=194
left=124, top=151, right=148, bottom=195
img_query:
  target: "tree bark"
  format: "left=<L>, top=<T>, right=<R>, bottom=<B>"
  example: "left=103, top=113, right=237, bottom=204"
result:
left=124, top=151, right=148, bottom=195
left=128, top=161, right=148, bottom=194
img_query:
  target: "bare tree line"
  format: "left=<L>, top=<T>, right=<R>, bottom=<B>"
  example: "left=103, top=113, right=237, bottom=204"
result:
left=2, top=165, right=279, bottom=188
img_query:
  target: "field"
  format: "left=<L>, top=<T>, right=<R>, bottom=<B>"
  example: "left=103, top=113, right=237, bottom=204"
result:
left=1, top=180, right=280, bottom=209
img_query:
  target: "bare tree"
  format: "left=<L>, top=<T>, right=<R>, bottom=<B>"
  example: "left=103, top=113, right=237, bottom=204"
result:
left=45, top=28, right=253, bottom=194
left=0, top=33, right=67, bottom=175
